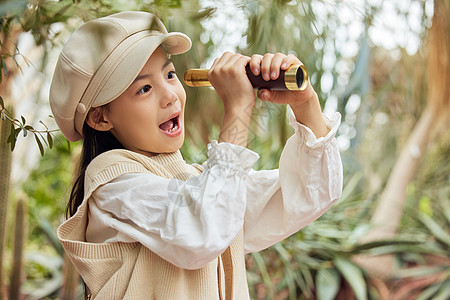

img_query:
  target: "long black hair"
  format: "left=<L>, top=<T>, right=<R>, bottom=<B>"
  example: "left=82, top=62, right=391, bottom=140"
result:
left=66, top=122, right=123, bottom=218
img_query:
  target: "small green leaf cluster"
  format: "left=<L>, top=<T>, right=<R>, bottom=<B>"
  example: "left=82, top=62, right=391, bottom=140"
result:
left=0, top=96, right=59, bottom=156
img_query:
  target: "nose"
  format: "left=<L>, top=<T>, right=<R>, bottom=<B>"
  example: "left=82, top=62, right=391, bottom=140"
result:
left=159, top=83, right=178, bottom=108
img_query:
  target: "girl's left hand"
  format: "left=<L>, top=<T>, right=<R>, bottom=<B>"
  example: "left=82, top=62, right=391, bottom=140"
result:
left=249, top=52, right=330, bottom=138
left=248, top=53, right=317, bottom=110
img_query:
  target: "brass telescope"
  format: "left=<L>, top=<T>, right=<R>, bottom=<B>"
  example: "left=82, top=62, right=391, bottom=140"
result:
left=184, top=64, right=309, bottom=91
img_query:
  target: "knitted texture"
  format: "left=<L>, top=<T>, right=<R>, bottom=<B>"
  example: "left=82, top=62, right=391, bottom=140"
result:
left=57, top=149, right=249, bottom=299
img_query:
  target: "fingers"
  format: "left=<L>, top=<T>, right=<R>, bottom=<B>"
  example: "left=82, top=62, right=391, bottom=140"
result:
left=209, top=51, right=303, bottom=95
left=249, top=52, right=302, bottom=81
left=210, top=52, right=249, bottom=71
left=249, top=54, right=263, bottom=76
left=257, top=89, right=271, bottom=102
left=208, top=52, right=251, bottom=86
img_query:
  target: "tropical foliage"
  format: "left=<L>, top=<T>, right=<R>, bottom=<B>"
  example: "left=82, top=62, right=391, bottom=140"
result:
left=0, top=0, right=449, bottom=299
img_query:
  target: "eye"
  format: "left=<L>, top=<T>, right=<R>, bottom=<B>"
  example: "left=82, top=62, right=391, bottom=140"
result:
left=166, top=70, right=176, bottom=80
left=137, top=84, right=151, bottom=95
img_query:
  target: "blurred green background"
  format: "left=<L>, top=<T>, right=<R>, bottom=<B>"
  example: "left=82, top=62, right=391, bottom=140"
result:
left=0, top=0, right=449, bottom=299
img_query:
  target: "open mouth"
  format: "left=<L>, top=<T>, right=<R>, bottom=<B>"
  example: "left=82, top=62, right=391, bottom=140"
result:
left=159, top=115, right=181, bottom=136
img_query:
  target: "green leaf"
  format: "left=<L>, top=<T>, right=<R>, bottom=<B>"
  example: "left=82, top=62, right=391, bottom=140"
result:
left=29, top=207, right=65, bottom=256
left=35, top=134, right=44, bottom=156
left=416, top=284, right=441, bottom=300
left=251, top=252, right=274, bottom=298
left=53, top=4, right=71, bottom=18
left=273, top=244, right=297, bottom=299
left=9, top=122, right=16, bottom=151
left=395, top=265, right=445, bottom=278
left=14, top=127, right=21, bottom=139
left=433, top=280, right=450, bottom=300
left=47, top=132, right=53, bottom=149
left=333, top=257, right=367, bottom=300
left=440, top=200, right=450, bottom=226
left=316, top=268, right=340, bottom=300
left=39, top=120, right=48, bottom=130
left=418, top=213, right=450, bottom=247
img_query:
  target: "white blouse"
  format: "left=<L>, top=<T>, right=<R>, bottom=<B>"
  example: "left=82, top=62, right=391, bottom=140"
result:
left=86, top=108, right=343, bottom=270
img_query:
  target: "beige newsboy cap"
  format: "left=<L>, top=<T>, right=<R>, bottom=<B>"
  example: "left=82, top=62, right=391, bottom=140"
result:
left=49, top=11, right=191, bottom=142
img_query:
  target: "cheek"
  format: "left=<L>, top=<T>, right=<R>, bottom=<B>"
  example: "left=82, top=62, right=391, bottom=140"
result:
left=175, top=80, right=186, bottom=104
left=108, top=101, right=156, bottom=133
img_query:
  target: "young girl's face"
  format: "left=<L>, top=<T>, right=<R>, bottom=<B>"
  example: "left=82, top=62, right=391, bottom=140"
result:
left=101, top=46, right=186, bottom=156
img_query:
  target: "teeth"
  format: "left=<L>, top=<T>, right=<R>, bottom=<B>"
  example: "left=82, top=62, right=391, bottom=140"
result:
left=169, top=124, right=178, bottom=132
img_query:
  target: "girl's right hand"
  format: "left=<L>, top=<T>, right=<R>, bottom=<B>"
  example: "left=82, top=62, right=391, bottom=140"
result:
left=208, top=52, right=255, bottom=113
left=208, top=52, right=255, bottom=147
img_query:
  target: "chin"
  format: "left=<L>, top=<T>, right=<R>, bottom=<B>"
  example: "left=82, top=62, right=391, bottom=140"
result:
left=166, top=134, right=185, bottom=153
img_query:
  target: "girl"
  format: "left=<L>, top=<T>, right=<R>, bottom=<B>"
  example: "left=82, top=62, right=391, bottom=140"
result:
left=51, top=11, right=342, bottom=299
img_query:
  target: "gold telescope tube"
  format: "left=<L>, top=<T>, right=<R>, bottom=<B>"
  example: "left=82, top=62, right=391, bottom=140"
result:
left=184, top=64, right=309, bottom=91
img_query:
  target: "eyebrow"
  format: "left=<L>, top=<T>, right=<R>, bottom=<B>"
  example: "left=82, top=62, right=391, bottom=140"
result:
left=132, top=59, right=174, bottom=84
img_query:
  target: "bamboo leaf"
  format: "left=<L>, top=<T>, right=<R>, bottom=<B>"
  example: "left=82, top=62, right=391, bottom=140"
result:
left=299, top=265, right=314, bottom=294
left=418, top=213, right=450, bottom=247
left=251, top=252, right=274, bottom=298
left=440, top=200, right=450, bottom=226
left=47, top=132, right=53, bottom=149
left=353, top=239, right=422, bottom=252
left=39, top=120, right=48, bottom=130
left=416, top=284, right=441, bottom=300
left=274, top=244, right=297, bottom=299
left=14, top=127, right=21, bottom=140
left=9, top=122, right=16, bottom=151
left=338, top=172, right=362, bottom=204
left=432, top=280, right=450, bottom=300
left=316, top=268, right=340, bottom=300
left=333, top=257, right=367, bottom=300
left=35, top=134, right=44, bottom=156
left=395, top=265, right=445, bottom=278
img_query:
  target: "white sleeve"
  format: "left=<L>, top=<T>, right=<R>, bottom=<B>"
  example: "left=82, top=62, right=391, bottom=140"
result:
left=86, top=141, right=259, bottom=270
left=243, top=106, right=343, bottom=253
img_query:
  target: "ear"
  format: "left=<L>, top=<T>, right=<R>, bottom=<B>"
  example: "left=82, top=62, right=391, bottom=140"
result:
left=85, top=107, right=113, bottom=131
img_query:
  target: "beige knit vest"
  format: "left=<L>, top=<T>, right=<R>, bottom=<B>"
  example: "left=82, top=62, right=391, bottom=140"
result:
left=57, top=149, right=250, bottom=300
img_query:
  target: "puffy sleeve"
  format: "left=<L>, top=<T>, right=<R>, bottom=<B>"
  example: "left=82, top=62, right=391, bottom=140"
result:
left=86, top=141, right=259, bottom=270
left=243, top=106, right=343, bottom=253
